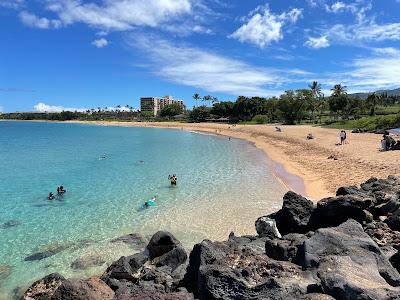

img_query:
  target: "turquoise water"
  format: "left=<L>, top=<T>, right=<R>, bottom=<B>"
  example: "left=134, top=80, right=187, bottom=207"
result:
left=0, top=121, right=286, bottom=298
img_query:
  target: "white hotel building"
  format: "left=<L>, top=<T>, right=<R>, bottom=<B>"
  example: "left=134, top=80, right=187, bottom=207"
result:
left=140, top=96, right=184, bottom=116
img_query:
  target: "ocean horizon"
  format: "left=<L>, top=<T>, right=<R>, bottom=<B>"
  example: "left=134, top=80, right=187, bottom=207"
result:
left=0, top=121, right=286, bottom=298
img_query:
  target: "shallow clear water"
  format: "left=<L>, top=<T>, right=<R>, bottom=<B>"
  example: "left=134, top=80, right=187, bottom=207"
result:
left=0, top=121, right=286, bottom=298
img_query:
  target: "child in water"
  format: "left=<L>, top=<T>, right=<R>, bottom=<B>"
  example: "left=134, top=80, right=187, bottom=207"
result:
left=144, top=196, right=157, bottom=208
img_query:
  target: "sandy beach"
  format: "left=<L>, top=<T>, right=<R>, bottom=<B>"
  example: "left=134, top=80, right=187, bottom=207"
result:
left=66, top=121, right=400, bottom=200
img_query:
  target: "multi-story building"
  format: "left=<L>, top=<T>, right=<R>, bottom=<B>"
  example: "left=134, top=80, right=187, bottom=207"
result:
left=140, top=96, right=184, bottom=116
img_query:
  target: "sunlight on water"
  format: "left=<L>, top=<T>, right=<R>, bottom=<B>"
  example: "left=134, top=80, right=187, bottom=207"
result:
left=0, top=121, right=286, bottom=298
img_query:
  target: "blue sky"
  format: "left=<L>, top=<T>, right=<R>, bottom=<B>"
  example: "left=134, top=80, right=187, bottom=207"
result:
left=1, top=0, right=400, bottom=112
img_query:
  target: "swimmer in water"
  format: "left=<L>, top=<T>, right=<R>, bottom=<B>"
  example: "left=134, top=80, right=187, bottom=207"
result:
left=144, top=196, right=157, bottom=208
left=48, top=192, right=55, bottom=200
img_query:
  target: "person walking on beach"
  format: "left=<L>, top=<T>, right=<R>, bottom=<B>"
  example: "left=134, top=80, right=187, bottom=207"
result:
left=339, top=130, right=346, bottom=145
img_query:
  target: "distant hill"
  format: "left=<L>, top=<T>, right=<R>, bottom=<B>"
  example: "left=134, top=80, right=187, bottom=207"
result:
left=350, top=88, right=400, bottom=99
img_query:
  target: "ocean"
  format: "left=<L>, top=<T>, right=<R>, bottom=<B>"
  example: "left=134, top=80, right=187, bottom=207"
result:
left=0, top=121, right=286, bottom=298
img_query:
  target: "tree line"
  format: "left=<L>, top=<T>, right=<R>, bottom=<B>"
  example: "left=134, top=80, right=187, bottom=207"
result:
left=1, top=82, right=399, bottom=125
left=187, top=83, right=400, bottom=124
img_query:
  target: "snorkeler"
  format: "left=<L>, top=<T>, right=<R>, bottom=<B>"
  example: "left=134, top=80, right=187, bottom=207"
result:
left=48, top=192, right=55, bottom=200
left=144, top=196, right=157, bottom=208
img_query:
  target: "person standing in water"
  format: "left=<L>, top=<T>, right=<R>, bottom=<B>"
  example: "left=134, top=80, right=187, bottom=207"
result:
left=168, top=174, right=177, bottom=186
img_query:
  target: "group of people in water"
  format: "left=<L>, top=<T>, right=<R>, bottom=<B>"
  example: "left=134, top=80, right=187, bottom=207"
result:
left=48, top=186, right=66, bottom=200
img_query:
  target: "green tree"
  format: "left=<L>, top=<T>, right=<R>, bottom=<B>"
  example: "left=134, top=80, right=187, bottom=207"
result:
left=366, top=92, right=382, bottom=116
left=308, top=81, right=323, bottom=121
left=329, top=84, right=349, bottom=119
left=188, top=106, right=211, bottom=122
left=277, top=90, right=311, bottom=125
left=232, top=96, right=267, bottom=121
left=202, top=95, right=212, bottom=106
left=309, top=81, right=323, bottom=98
left=331, top=84, right=347, bottom=97
left=252, top=115, right=269, bottom=124
left=211, top=101, right=234, bottom=118
left=159, top=103, right=183, bottom=118
left=193, top=93, right=201, bottom=107
left=140, top=111, right=154, bottom=120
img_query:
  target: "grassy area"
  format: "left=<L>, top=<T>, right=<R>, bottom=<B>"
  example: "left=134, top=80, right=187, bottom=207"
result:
left=324, top=113, right=400, bottom=130
left=376, top=104, right=400, bottom=115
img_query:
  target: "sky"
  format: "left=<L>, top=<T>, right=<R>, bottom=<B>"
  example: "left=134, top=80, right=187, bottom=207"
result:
left=1, top=0, right=400, bottom=112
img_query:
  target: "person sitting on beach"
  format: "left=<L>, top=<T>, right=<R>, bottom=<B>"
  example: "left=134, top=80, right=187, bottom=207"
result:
left=307, top=133, right=314, bottom=140
left=275, top=127, right=282, bottom=132
left=48, top=192, right=55, bottom=200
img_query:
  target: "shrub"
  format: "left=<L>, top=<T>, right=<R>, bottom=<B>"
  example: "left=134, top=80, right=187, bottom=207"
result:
left=252, top=115, right=269, bottom=124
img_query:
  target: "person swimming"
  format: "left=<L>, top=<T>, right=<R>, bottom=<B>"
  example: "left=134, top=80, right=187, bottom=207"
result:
left=144, top=196, right=157, bottom=208
left=48, top=192, right=55, bottom=200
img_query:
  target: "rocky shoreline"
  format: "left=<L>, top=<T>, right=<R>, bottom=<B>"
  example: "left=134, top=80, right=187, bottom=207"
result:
left=22, top=176, right=400, bottom=299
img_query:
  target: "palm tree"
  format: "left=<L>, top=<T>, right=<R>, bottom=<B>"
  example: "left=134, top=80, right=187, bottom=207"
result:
left=202, top=95, right=212, bottom=106
left=366, top=92, right=382, bottom=116
left=211, top=96, right=219, bottom=105
left=309, top=81, right=323, bottom=99
left=331, top=84, right=347, bottom=97
left=193, top=93, right=201, bottom=107
left=308, top=81, right=323, bottom=121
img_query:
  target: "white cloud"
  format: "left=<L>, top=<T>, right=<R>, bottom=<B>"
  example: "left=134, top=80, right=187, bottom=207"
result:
left=106, top=106, right=135, bottom=112
left=229, top=5, right=303, bottom=48
left=324, top=0, right=372, bottom=21
left=0, top=106, right=4, bottom=113
left=96, top=31, right=108, bottom=36
left=45, top=0, right=193, bottom=31
left=309, top=0, right=400, bottom=48
left=16, top=0, right=211, bottom=36
left=0, top=0, right=24, bottom=9
left=34, top=102, right=87, bottom=112
left=92, top=38, right=108, bottom=48
left=307, top=0, right=318, bottom=7
left=305, top=35, right=330, bottom=49
left=131, top=35, right=310, bottom=96
left=326, top=22, right=400, bottom=44
left=372, top=47, right=400, bottom=56
left=323, top=49, right=400, bottom=92
left=19, top=11, right=62, bottom=29
left=325, top=1, right=347, bottom=13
